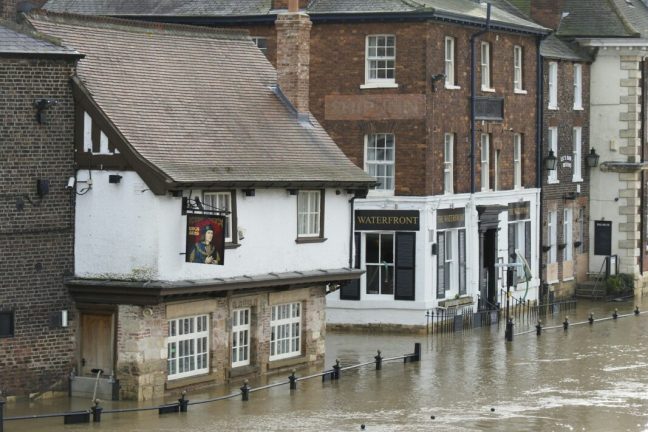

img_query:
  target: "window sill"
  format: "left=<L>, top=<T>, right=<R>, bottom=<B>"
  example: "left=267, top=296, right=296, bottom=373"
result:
left=562, top=276, right=574, bottom=282
left=573, top=106, right=584, bottom=111
left=360, top=82, right=399, bottom=89
left=166, top=372, right=216, bottom=390
left=445, top=84, right=461, bottom=90
left=572, top=177, right=583, bottom=183
left=225, top=242, right=241, bottom=249
left=514, top=89, right=528, bottom=95
left=548, top=106, right=559, bottom=110
left=367, top=189, right=395, bottom=197
left=268, top=354, right=306, bottom=370
left=229, top=364, right=259, bottom=378
left=295, top=237, right=327, bottom=244
left=481, top=87, right=496, bottom=93
left=547, top=179, right=560, bottom=185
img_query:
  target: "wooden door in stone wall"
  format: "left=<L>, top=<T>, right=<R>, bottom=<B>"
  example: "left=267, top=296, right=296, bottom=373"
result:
left=80, top=313, right=114, bottom=376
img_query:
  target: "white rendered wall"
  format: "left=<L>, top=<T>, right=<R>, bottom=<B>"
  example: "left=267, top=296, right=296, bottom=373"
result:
left=75, top=170, right=352, bottom=281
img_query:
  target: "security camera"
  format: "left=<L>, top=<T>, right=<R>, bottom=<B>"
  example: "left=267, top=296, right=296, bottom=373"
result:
left=66, top=176, right=75, bottom=190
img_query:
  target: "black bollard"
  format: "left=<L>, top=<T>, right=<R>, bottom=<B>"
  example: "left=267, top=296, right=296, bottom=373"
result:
left=0, top=395, right=4, bottom=432
left=333, top=359, right=341, bottom=380
left=505, top=318, right=514, bottom=342
left=535, top=321, right=542, bottom=336
left=289, top=369, right=297, bottom=390
left=91, top=399, right=102, bottom=423
left=178, top=391, right=189, bottom=412
left=635, top=306, right=640, bottom=316
left=563, top=316, right=569, bottom=330
left=375, top=350, right=383, bottom=370
left=588, top=312, right=594, bottom=325
left=413, top=343, right=421, bottom=362
left=240, top=380, right=250, bottom=401
left=613, top=309, right=618, bottom=320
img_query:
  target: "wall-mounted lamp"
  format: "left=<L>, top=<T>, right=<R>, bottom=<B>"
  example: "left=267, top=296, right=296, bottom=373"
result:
left=430, top=73, right=446, bottom=92
left=586, top=148, right=600, bottom=168
left=545, top=150, right=558, bottom=171
left=287, top=188, right=298, bottom=195
left=563, top=191, right=578, bottom=200
left=108, top=174, right=122, bottom=184
left=34, top=99, right=58, bottom=124
left=243, top=188, right=255, bottom=197
left=431, top=243, right=438, bottom=255
left=36, top=179, right=50, bottom=196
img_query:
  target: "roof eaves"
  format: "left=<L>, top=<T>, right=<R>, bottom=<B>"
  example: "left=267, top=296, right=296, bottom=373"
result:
left=607, top=0, right=642, bottom=38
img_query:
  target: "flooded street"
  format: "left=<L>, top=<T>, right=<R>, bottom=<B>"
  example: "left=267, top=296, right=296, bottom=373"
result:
left=4, top=299, right=648, bottom=431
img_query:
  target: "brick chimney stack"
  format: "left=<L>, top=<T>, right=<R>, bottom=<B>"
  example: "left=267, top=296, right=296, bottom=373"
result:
left=275, top=0, right=312, bottom=116
left=272, top=0, right=309, bottom=10
left=530, top=0, right=565, bottom=30
left=1, top=0, right=48, bottom=20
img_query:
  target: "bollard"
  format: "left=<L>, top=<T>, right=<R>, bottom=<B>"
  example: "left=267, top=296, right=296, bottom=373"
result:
left=178, top=390, right=188, bottom=412
left=613, top=309, right=618, bottom=320
left=413, top=343, right=421, bottom=362
left=635, top=306, right=640, bottom=316
left=91, top=399, right=102, bottom=423
left=289, top=369, right=297, bottom=390
left=0, top=394, right=4, bottom=432
left=240, top=380, right=250, bottom=402
left=505, top=318, right=514, bottom=342
left=588, top=312, right=594, bottom=325
left=563, top=316, right=569, bottom=330
left=535, top=320, right=542, bottom=336
left=375, top=350, right=383, bottom=370
left=333, top=359, right=341, bottom=380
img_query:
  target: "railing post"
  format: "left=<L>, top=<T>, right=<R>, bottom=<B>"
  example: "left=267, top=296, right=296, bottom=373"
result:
left=289, top=369, right=297, bottom=390
left=505, top=318, right=513, bottom=342
left=178, top=390, right=189, bottom=412
left=240, top=380, right=250, bottom=401
left=613, top=309, right=618, bottom=320
left=563, top=316, right=569, bottom=330
left=413, top=343, right=421, bottom=362
left=635, top=306, right=640, bottom=316
left=535, top=320, right=542, bottom=336
left=91, top=399, right=102, bottom=423
left=333, top=359, right=341, bottom=380
left=375, top=350, right=383, bottom=370
left=589, top=312, right=594, bottom=325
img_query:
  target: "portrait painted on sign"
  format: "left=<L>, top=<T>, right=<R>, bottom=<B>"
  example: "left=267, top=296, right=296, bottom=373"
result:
left=186, top=215, right=225, bottom=265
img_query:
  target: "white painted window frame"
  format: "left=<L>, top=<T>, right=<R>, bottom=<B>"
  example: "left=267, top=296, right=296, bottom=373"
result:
left=548, top=210, right=558, bottom=264
left=270, top=303, right=301, bottom=361
left=548, top=127, right=559, bottom=184
left=573, top=64, right=583, bottom=110
left=481, top=42, right=493, bottom=91
left=362, top=35, right=397, bottom=89
left=514, top=45, right=526, bottom=93
left=481, top=133, right=490, bottom=191
left=445, top=36, right=459, bottom=89
left=563, top=208, right=573, bottom=262
left=297, top=190, right=321, bottom=237
left=548, top=62, right=558, bottom=109
left=232, top=308, right=251, bottom=368
left=444, top=133, right=454, bottom=194
left=572, top=127, right=582, bottom=182
left=167, top=315, right=209, bottom=380
left=203, top=191, right=233, bottom=242
left=514, top=133, right=522, bottom=189
left=364, top=232, right=395, bottom=296
left=365, top=133, right=395, bottom=193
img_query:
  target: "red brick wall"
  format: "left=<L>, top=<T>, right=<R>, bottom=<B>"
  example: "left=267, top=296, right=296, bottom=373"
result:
left=530, top=0, right=564, bottom=30
left=0, top=57, right=77, bottom=397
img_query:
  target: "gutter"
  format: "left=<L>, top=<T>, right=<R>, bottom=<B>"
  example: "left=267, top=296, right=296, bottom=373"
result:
left=469, top=3, right=491, bottom=194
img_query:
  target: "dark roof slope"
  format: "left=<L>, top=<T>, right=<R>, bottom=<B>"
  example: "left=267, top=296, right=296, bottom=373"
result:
left=27, top=12, right=373, bottom=187
left=557, top=0, right=639, bottom=38
left=42, top=0, right=548, bottom=34
left=0, top=19, right=79, bottom=55
left=540, top=33, right=591, bottom=62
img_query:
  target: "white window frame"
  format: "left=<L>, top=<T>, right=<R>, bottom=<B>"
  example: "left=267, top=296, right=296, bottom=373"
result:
left=203, top=191, right=233, bottom=242
left=297, top=190, right=321, bottom=238
left=362, top=35, right=397, bottom=88
left=481, top=42, right=493, bottom=91
left=548, top=127, right=559, bottom=184
left=481, top=133, right=490, bottom=191
left=444, top=133, right=454, bottom=194
left=548, top=210, right=558, bottom=264
left=231, top=308, right=251, bottom=368
left=251, top=36, right=268, bottom=55
left=445, top=36, right=458, bottom=89
left=548, top=62, right=558, bottom=109
left=494, top=149, right=501, bottom=191
left=563, top=208, right=573, bottom=262
left=514, top=45, right=525, bottom=93
left=573, top=64, right=583, bottom=110
left=365, top=232, right=395, bottom=296
left=270, top=303, right=301, bottom=361
left=572, top=127, right=582, bottom=182
left=167, top=315, right=209, bottom=380
left=514, top=133, right=522, bottom=189
left=365, top=133, right=395, bottom=193
left=509, top=220, right=529, bottom=282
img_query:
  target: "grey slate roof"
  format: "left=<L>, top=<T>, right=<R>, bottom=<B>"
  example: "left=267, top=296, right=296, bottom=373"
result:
left=0, top=19, right=78, bottom=55
left=540, top=34, right=591, bottom=62
left=42, top=0, right=547, bottom=34
left=557, top=0, right=641, bottom=38
left=26, top=12, right=373, bottom=187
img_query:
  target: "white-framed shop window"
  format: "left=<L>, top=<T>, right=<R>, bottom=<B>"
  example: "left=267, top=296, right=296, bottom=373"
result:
left=514, top=133, right=522, bottom=189
left=572, top=127, right=582, bottom=182
left=203, top=191, right=233, bottom=242
left=167, top=315, right=209, bottom=380
left=270, top=303, right=301, bottom=361
left=548, top=61, right=558, bottom=109
left=365, top=232, right=395, bottom=295
left=563, top=208, right=573, bottom=262
left=445, top=36, right=457, bottom=88
left=481, top=133, right=490, bottom=191
left=365, top=133, right=395, bottom=192
left=508, top=219, right=531, bottom=282
left=548, top=210, right=558, bottom=264
left=436, top=228, right=467, bottom=298
left=573, top=63, right=582, bottom=109
left=513, top=45, right=524, bottom=92
left=363, top=35, right=396, bottom=88
left=444, top=133, right=454, bottom=194
left=232, top=308, right=250, bottom=368
left=548, top=127, right=559, bottom=184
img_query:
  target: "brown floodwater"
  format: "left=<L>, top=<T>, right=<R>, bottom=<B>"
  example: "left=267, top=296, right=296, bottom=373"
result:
left=4, top=299, right=648, bottom=431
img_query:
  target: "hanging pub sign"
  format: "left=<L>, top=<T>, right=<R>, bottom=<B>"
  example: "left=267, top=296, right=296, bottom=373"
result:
left=508, top=201, right=530, bottom=221
left=186, top=215, right=225, bottom=265
left=437, top=208, right=465, bottom=229
left=355, top=210, right=419, bottom=231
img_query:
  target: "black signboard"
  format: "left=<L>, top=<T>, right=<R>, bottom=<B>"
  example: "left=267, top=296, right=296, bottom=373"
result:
left=437, top=208, right=465, bottom=229
left=508, top=201, right=530, bottom=221
left=355, top=210, right=420, bottom=231
left=594, top=220, right=612, bottom=256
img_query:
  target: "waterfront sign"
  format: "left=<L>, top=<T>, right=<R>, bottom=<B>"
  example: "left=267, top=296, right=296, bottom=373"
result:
left=355, top=210, right=420, bottom=231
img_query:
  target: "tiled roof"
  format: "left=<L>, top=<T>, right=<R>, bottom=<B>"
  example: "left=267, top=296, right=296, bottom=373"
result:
left=0, top=19, right=79, bottom=55
left=557, top=0, right=639, bottom=38
left=27, top=12, right=373, bottom=187
left=42, top=0, right=547, bottom=33
left=540, top=34, right=592, bottom=62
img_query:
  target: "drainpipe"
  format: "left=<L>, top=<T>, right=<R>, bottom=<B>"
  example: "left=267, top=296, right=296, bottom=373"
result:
left=470, top=2, right=491, bottom=194
left=349, top=195, right=357, bottom=268
left=536, top=34, right=545, bottom=300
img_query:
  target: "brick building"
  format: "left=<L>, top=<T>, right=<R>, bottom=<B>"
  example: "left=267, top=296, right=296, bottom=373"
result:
left=41, top=0, right=551, bottom=328
left=0, top=21, right=81, bottom=398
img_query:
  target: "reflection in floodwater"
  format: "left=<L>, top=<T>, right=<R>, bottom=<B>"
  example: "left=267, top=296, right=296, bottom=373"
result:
left=4, top=299, right=648, bottom=431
